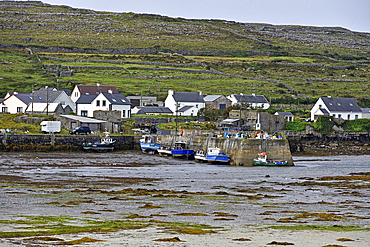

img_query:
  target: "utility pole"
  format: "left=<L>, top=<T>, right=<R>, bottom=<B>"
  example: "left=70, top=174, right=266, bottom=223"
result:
left=46, top=85, right=49, bottom=115
left=32, top=84, right=34, bottom=115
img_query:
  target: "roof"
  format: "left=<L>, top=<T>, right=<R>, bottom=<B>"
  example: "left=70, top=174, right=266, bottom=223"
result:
left=33, top=90, right=64, bottom=103
left=37, top=87, right=71, bottom=96
left=101, top=93, right=131, bottom=105
left=275, top=112, right=294, bottom=116
left=137, top=107, right=172, bottom=114
left=77, top=85, right=118, bottom=95
left=321, top=97, right=362, bottom=112
left=75, top=94, right=98, bottom=104
left=361, top=108, right=370, bottom=114
left=172, top=92, right=204, bottom=103
left=60, top=115, right=106, bottom=123
left=220, top=118, right=240, bottom=123
left=317, top=108, right=330, bottom=116
left=203, top=95, right=223, bottom=102
left=14, top=94, right=46, bottom=105
left=232, top=94, right=268, bottom=104
left=178, top=105, right=195, bottom=112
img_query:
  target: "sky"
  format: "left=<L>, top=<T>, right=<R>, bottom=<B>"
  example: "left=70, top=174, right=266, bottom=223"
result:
left=43, top=0, right=370, bottom=33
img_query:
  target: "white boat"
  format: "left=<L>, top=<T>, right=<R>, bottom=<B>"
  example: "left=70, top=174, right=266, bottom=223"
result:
left=158, top=145, right=172, bottom=156
left=194, top=149, right=207, bottom=162
left=206, top=147, right=230, bottom=163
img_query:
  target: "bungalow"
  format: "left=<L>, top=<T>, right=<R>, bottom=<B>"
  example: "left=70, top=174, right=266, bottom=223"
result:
left=25, top=103, right=71, bottom=115
left=203, top=95, right=232, bottom=110
left=310, top=96, right=362, bottom=121
left=362, top=108, right=370, bottom=119
left=76, top=92, right=131, bottom=118
left=227, top=93, right=269, bottom=109
left=1, top=93, right=46, bottom=114
left=164, top=90, right=205, bottom=116
left=132, top=106, right=173, bottom=115
left=275, top=112, right=294, bottom=122
left=33, top=87, right=76, bottom=113
left=71, top=84, right=118, bottom=102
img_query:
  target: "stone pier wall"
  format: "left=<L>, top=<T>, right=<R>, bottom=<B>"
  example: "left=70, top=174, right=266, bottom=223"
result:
left=156, top=135, right=293, bottom=166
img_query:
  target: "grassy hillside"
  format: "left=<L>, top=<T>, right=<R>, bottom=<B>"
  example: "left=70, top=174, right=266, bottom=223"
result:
left=0, top=1, right=369, bottom=108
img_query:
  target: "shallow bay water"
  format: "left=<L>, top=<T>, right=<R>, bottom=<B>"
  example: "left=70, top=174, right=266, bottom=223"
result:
left=1, top=151, right=370, bottom=246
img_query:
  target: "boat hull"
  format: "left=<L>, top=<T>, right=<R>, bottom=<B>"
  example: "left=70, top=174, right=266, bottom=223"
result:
left=83, top=143, right=114, bottom=152
left=140, top=142, right=161, bottom=153
left=206, top=154, right=230, bottom=163
left=253, top=159, right=288, bottom=166
left=171, top=149, right=194, bottom=158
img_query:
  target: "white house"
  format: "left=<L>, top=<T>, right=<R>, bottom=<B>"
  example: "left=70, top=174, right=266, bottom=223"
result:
left=164, top=90, right=205, bottom=116
left=1, top=93, right=46, bottom=114
left=227, top=93, right=270, bottom=109
left=76, top=92, right=131, bottom=118
left=33, top=88, right=76, bottom=113
left=310, top=96, right=363, bottom=121
left=361, top=108, right=370, bottom=119
left=275, top=112, right=294, bottom=122
left=71, top=84, right=118, bottom=102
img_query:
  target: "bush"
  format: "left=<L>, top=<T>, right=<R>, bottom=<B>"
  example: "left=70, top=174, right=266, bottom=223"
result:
left=313, top=116, right=334, bottom=134
left=341, top=119, right=370, bottom=132
left=285, top=121, right=307, bottom=131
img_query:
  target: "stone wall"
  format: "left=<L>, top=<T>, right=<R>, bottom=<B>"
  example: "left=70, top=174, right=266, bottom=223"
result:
left=156, top=135, right=293, bottom=166
left=0, top=134, right=135, bottom=152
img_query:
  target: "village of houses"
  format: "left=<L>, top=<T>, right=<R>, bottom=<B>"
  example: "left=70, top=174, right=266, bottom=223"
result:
left=1, top=83, right=370, bottom=134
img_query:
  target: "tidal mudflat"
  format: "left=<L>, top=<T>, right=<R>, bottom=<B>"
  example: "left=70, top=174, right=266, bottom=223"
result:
left=1, top=152, right=370, bottom=246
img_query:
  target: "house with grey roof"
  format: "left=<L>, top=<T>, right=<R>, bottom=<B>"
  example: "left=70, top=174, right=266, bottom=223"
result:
left=164, top=90, right=205, bottom=116
left=204, top=95, right=232, bottom=110
left=76, top=92, right=131, bottom=118
left=34, top=87, right=76, bottom=113
left=1, top=92, right=46, bottom=114
left=227, top=93, right=270, bottom=109
left=310, top=96, right=363, bottom=121
left=132, top=106, right=173, bottom=115
left=361, top=108, right=370, bottom=119
left=275, top=112, right=294, bottom=122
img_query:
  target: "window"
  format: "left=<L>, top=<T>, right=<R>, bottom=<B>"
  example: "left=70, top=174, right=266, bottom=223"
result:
left=355, top=115, right=358, bottom=119
left=96, top=100, right=100, bottom=107
left=81, top=110, right=88, bottom=117
left=219, top=104, right=226, bottom=110
left=319, top=104, right=322, bottom=108
left=333, top=114, right=336, bottom=118
left=338, top=114, right=342, bottom=119
left=347, top=114, right=350, bottom=120
left=102, top=100, right=106, bottom=107
left=122, top=110, right=125, bottom=118
left=196, top=104, right=198, bottom=108
left=17, top=107, right=23, bottom=113
left=2, top=107, right=8, bottom=113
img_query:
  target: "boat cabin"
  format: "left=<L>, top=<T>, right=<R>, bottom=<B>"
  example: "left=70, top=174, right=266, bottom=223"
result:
left=257, top=152, right=268, bottom=162
left=173, top=141, right=187, bottom=150
left=140, top=135, right=154, bottom=144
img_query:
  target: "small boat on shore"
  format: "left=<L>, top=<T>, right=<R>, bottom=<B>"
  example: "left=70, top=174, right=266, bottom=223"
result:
left=82, top=134, right=116, bottom=152
left=253, top=152, right=288, bottom=166
left=194, top=149, right=207, bottom=162
left=158, top=145, right=172, bottom=156
left=140, top=135, right=161, bottom=154
left=171, top=141, right=194, bottom=159
left=206, top=147, right=230, bottom=163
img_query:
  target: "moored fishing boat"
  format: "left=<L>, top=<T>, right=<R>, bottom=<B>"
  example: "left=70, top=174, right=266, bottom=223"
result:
left=194, top=149, right=207, bottom=162
left=206, top=147, right=230, bottom=163
left=158, top=145, right=172, bottom=156
left=253, top=152, right=288, bottom=166
left=82, top=134, right=115, bottom=152
left=171, top=141, right=194, bottom=159
left=140, top=135, right=161, bottom=154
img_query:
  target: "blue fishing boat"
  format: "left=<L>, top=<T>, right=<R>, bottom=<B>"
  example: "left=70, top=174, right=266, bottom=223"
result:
left=206, top=147, right=230, bottom=163
left=140, top=135, right=160, bottom=154
left=171, top=141, right=194, bottom=158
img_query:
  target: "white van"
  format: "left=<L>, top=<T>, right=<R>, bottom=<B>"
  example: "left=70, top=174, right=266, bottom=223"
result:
left=40, top=121, right=61, bottom=133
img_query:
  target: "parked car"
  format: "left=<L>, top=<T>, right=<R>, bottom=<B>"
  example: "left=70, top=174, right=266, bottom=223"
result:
left=69, top=126, right=91, bottom=135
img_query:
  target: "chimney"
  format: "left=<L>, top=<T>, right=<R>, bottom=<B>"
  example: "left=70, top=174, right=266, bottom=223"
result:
left=198, top=90, right=202, bottom=96
left=252, top=93, right=255, bottom=96
left=97, top=83, right=100, bottom=87
left=328, top=95, right=332, bottom=98
left=240, top=93, right=243, bottom=96
left=168, top=89, right=174, bottom=96
left=108, top=89, right=112, bottom=94
left=14, top=91, right=18, bottom=95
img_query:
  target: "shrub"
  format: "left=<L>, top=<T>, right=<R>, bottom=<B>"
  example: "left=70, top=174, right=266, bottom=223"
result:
left=313, top=116, right=334, bottom=134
